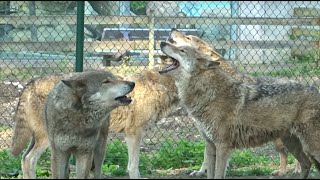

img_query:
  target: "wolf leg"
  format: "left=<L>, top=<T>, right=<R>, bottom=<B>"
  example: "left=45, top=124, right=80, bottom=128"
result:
left=280, top=131, right=311, bottom=179
left=126, top=129, right=143, bottom=179
left=272, top=139, right=288, bottom=176
left=205, top=140, right=216, bottom=179
left=214, top=144, right=231, bottom=179
left=293, top=160, right=301, bottom=174
left=190, top=141, right=208, bottom=177
left=75, top=151, right=93, bottom=179
left=93, top=122, right=109, bottom=179
left=51, top=149, right=71, bottom=179
left=22, top=136, right=49, bottom=179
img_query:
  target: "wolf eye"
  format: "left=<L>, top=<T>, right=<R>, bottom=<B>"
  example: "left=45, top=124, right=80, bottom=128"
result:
left=186, top=36, right=191, bottom=40
left=180, top=49, right=186, bottom=53
left=103, top=80, right=111, bottom=83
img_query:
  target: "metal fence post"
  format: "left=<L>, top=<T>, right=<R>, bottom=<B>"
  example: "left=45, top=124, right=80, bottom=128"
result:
left=148, top=10, right=155, bottom=70
left=29, top=1, right=37, bottom=41
left=75, top=1, right=85, bottom=72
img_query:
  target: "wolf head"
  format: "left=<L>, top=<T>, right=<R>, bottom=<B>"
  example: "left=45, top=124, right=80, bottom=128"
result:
left=159, top=41, right=220, bottom=76
left=61, top=70, right=135, bottom=109
left=167, top=28, right=221, bottom=61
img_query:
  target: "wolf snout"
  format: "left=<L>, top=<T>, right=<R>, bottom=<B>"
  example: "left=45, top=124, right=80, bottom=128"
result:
left=128, top=81, right=135, bottom=89
left=160, top=41, right=167, bottom=49
left=171, top=28, right=177, bottom=32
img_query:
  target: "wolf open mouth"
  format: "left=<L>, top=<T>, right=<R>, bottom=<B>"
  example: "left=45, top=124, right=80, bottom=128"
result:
left=115, top=95, right=132, bottom=104
left=158, top=42, right=180, bottom=74
left=158, top=58, right=180, bottom=74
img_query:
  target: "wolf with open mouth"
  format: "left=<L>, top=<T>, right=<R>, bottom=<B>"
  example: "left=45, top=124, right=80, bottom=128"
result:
left=158, top=41, right=320, bottom=179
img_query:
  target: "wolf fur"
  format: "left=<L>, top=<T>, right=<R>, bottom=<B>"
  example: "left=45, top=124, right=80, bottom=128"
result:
left=10, top=69, right=179, bottom=179
left=167, top=28, right=314, bottom=177
left=159, top=42, right=320, bottom=179
left=44, top=70, right=135, bottom=179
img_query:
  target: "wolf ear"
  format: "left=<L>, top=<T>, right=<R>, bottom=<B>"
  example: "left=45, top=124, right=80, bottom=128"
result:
left=61, top=79, right=87, bottom=110
left=206, top=60, right=220, bottom=68
left=62, top=79, right=86, bottom=89
left=210, top=50, right=221, bottom=61
left=198, top=57, right=220, bottom=69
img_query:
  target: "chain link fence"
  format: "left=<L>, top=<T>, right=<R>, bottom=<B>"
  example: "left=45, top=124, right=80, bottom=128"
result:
left=0, top=1, right=320, bottom=178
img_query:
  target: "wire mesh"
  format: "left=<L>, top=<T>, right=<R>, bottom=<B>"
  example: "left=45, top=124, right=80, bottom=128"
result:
left=0, top=1, right=320, bottom=178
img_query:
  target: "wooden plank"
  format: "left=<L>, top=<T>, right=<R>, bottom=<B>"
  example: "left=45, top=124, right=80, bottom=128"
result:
left=101, top=28, right=200, bottom=40
left=0, top=41, right=151, bottom=52
left=0, top=15, right=319, bottom=26
left=293, top=8, right=320, bottom=17
left=0, top=15, right=149, bottom=25
left=291, top=27, right=320, bottom=40
left=1, top=40, right=318, bottom=53
left=159, top=40, right=319, bottom=50
left=155, top=17, right=320, bottom=26
left=153, top=40, right=319, bottom=50
left=0, top=15, right=76, bottom=25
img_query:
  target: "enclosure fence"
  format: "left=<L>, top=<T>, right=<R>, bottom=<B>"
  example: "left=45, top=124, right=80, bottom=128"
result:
left=0, top=1, right=319, bottom=178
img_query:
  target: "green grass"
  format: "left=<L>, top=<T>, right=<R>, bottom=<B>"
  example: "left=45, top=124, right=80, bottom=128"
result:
left=0, top=139, right=290, bottom=178
left=149, top=139, right=205, bottom=170
left=0, top=150, right=21, bottom=178
left=227, top=149, right=277, bottom=177
left=248, top=56, right=320, bottom=78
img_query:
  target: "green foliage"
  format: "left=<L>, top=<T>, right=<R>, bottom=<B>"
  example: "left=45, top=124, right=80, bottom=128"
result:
left=250, top=65, right=320, bottom=78
left=227, top=149, right=277, bottom=177
left=249, top=56, right=320, bottom=78
left=287, top=153, right=296, bottom=164
left=149, top=139, right=205, bottom=169
left=36, top=150, right=52, bottom=177
left=229, top=149, right=273, bottom=168
left=104, top=140, right=128, bottom=167
left=102, top=164, right=127, bottom=177
left=0, top=150, right=21, bottom=178
left=0, top=140, right=282, bottom=178
left=102, top=139, right=152, bottom=176
left=227, top=166, right=274, bottom=177
left=130, top=1, right=147, bottom=15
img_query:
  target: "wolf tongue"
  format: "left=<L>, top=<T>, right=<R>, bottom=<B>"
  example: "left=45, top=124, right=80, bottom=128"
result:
left=158, top=59, right=179, bottom=74
left=166, top=60, right=179, bottom=70
left=116, top=96, right=132, bottom=103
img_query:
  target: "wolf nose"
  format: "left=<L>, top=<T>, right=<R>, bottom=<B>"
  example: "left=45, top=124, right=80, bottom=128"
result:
left=171, top=28, right=177, bottom=32
left=128, top=81, right=135, bottom=89
left=160, top=41, right=166, bottom=48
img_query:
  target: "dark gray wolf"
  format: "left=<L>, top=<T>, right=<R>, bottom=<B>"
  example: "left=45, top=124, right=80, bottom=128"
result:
left=44, top=70, right=134, bottom=179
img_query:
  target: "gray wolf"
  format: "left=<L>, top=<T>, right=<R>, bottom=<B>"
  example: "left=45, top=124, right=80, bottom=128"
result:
left=159, top=41, right=320, bottom=179
left=44, top=70, right=135, bottom=179
left=10, top=69, right=179, bottom=179
left=11, top=70, right=135, bottom=179
left=167, top=28, right=314, bottom=177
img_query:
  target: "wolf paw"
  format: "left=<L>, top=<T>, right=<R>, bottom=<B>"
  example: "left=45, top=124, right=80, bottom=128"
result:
left=293, top=161, right=301, bottom=174
left=271, top=169, right=287, bottom=176
left=293, top=168, right=301, bottom=174
left=189, top=170, right=206, bottom=177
